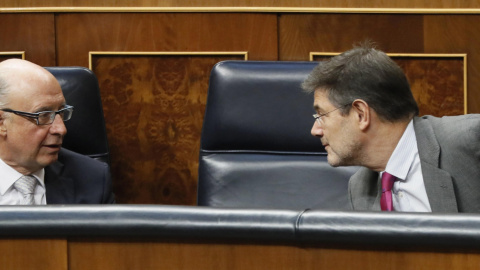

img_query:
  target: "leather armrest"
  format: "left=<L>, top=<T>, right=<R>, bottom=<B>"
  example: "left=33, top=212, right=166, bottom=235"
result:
left=1, top=205, right=480, bottom=250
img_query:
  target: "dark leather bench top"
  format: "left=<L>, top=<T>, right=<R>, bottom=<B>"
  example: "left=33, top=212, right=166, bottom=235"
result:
left=1, top=205, right=480, bottom=250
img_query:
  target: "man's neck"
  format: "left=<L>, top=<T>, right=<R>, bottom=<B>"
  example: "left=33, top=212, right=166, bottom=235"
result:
left=361, top=118, right=412, bottom=172
left=0, top=151, right=36, bottom=175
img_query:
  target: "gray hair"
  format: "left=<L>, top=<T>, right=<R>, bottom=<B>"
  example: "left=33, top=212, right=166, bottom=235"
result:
left=302, top=43, right=418, bottom=122
left=0, top=71, right=10, bottom=108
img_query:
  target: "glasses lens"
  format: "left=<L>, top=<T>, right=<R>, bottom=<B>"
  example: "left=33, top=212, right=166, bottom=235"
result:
left=37, top=107, right=73, bottom=125
left=62, top=107, right=73, bottom=121
left=38, top=112, right=55, bottom=125
left=313, top=114, right=323, bottom=126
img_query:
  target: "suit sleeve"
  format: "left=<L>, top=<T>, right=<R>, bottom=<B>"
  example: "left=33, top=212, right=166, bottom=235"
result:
left=101, top=162, right=116, bottom=204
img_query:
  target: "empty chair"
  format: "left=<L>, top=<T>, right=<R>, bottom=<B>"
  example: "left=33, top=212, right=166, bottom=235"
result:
left=197, top=61, right=359, bottom=210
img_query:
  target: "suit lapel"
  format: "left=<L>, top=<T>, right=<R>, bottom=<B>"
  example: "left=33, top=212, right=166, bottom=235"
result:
left=350, top=168, right=382, bottom=211
left=413, top=117, right=458, bottom=212
left=44, top=160, right=75, bottom=204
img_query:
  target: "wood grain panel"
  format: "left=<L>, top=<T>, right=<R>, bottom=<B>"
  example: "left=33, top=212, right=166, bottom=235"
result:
left=396, top=57, right=465, bottom=115
left=68, top=239, right=480, bottom=270
left=313, top=54, right=465, bottom=116
left=423, top=15, right=480, bottom=113
left=0, top=239, right=67, bottom=270
left=307, top=248, right=480, bottom=270
left=92, top=54, right=244, bottom=204
left=279, top=14, right=425, bottom=61
left=2, top=0, right=480, bottom=8
left=0, top=14, right=55, bottom=66
left=56, top=13, right=277, bottom=67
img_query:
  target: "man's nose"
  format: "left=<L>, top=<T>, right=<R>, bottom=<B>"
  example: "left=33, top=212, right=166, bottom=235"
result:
left=311, top=121, right=324, bottom=137
left=50, top=114, right=67, bottom=136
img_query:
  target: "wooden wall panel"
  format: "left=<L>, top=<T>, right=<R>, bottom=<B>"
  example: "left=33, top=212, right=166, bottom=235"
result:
left=0, top=239, right=67, bottom=270
left=2, top=0, right=480, bottom=8
left=0, top=14, right=55, bottom=66
left=68, top=240, right=480, bottom=270
left=56, top=13, right=277, bottom=67
left=423, top=15, right=480, bottom=113
left=395, top=57, right=465, bottom=115
left=279, top=14, right=425, bottom=61
left=56, top=13, right=277, bottom=204
left=92, top=54, right=244, bottom=204
left=1, top=237, right=479, bottom=270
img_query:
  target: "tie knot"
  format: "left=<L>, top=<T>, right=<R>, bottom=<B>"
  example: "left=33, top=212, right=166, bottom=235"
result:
left=381, top=172, right=397, bottom=192
left=14, top=175, right=38, bottom=196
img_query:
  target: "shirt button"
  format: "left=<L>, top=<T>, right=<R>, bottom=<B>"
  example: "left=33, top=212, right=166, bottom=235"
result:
left=398, top=191, right=404, bottom=198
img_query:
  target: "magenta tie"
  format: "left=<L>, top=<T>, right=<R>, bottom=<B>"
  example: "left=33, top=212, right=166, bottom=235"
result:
left=380, top=172, right=397, bottom=211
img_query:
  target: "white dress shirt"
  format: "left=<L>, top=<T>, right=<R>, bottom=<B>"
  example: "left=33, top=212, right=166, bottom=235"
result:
left=0, top=158, right=46, bottom=205
left=381, top=120, right=432, bottom=212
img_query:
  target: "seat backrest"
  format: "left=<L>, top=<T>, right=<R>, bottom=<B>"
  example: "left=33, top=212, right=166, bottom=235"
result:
left=197, top=61, right=359, bottom=210
left=46, top=67, right=110, bottom=164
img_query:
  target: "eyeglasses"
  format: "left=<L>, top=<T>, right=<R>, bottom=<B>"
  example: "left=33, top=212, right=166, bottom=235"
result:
left=1, top=105, right=74, bottom=125
left=312, top=103, right=350, bottom=126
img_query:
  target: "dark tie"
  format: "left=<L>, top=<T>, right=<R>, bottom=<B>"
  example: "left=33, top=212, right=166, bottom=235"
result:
left=380, top=172, right=397, bottom=211
left=14, top=175, right=38, bottom=205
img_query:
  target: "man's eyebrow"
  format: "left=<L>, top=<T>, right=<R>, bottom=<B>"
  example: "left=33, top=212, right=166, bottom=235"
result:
left=35, top=104, right=66, bottom=113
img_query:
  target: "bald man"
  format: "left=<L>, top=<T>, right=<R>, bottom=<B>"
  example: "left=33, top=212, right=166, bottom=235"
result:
left=0, top=59, right=114, bottom=204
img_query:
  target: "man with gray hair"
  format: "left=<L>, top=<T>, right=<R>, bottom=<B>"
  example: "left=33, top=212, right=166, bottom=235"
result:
left=0, top=58, right=114, bottom=204
left=302, top=44, right=480, bottom=213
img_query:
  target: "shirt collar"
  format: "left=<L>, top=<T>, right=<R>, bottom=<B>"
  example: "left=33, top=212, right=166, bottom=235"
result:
left=384, top=119, right=418, bottom=181
left=0, top=158, right=45, bottom=195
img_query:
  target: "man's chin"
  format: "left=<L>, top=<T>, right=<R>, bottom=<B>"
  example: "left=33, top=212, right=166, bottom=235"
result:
left=327, top=156, right=341, bottom=167
left=326, top=152, right=352, bottom=167
left=39, top=154, right=59, bottom=167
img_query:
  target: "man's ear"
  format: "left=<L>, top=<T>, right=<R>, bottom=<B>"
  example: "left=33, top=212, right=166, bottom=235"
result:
left=0, top=112, right=7, bottom=136
left=351, top=99, right=371, bottom=131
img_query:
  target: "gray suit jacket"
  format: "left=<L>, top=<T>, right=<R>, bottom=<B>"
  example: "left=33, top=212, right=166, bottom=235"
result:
left=348, top=114, right=480, bottom=213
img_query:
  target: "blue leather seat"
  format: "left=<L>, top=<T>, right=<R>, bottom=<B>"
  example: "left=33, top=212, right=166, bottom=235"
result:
left=197, top=61, right=359, bottom=210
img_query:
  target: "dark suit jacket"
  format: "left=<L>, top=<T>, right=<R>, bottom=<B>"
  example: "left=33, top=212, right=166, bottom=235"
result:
left=44, top=148, right=115, bottom=204
left=348, top=114, right=480, bottom=213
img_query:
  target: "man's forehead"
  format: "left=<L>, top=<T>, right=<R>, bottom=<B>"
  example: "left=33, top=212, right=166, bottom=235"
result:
left=313, top=89, right=332, bottom=110
left=6, top=75, right=64, bottom=109
left=9, top=74, right=60, bottom=93
left=313, top=87, right=329, bottom=98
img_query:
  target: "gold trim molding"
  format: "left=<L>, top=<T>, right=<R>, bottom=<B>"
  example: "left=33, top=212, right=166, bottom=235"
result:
left=88, top=51, right=248, bottom=70
left=0, top=51, right=25, bottom=59
left=310, top=52, right=468, bottom=114
left=2, top=7, right=480, bottom=14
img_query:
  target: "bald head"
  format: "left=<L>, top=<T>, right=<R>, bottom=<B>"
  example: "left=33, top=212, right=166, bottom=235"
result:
left=0, top=59, right=60, bottom=108
left=0, top=59, right=67, bottom=174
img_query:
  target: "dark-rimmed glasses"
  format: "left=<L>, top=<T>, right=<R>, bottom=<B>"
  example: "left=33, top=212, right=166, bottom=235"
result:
left=1, top=105, right=74, bottom=125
